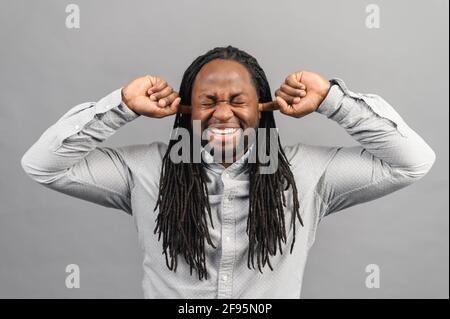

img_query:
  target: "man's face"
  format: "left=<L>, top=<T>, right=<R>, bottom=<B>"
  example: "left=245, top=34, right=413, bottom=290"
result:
left=191, top=59, right=260, bottom=160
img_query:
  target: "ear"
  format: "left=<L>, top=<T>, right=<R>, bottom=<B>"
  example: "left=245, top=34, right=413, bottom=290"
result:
left=178, top=104, right=192, bottom=114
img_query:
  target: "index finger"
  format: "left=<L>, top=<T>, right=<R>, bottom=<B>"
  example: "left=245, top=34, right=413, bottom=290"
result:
left=178, top=104, right=192, bottom=114
left=258, top=101, right=279, bottom=112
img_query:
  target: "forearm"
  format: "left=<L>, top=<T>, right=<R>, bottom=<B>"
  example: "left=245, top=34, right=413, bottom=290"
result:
left=316, top=78, right=436, bottom=179
left=21, top=88, right=140, bottom=184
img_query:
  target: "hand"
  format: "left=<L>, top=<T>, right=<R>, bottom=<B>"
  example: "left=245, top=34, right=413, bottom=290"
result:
left=121, top=75, right=182, bottom=118
left=259, top=70, right=331, bottom=118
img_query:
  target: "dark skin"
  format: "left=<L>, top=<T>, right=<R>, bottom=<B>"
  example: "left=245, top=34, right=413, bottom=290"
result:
left=121, top=59, right=331, bottom=167
left=190, top=60, right=264, bottom=166
left=191, top=59, right=261, bottom=136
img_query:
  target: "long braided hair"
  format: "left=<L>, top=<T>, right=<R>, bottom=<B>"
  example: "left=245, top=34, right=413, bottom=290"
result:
left=154, top=45, right=303, bottom=280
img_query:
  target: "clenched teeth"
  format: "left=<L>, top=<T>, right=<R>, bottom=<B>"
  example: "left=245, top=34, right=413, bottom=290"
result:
left=208, top=128, right=239, bottom=135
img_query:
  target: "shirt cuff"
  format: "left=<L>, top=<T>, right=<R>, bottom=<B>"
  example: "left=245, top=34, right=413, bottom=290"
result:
left=95, top=88, right=140, bottom=121
left=315, top=79, right=346, bottom=118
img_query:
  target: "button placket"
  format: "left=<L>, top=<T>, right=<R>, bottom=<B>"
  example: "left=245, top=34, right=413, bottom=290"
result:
left=217, top=179, right=236, bottom=299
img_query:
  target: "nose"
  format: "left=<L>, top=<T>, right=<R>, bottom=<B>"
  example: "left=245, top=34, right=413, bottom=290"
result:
left=212, top=101, right=233, bottom=121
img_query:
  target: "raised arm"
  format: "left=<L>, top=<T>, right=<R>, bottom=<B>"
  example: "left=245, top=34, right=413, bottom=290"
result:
left=267, top=71, right=436, bottom=218
left=20, top=75, right=181, bottom=214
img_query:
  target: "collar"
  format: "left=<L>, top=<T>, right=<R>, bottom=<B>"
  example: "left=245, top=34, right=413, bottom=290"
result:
left=201, top=144, right=254, bottom=177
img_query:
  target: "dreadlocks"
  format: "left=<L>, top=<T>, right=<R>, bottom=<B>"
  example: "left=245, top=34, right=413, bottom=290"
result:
left=154, top=45, right=303, bottom=280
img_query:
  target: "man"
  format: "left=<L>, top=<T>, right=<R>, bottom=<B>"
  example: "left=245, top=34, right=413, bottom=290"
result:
left=21, top=45, right=436, bottom=298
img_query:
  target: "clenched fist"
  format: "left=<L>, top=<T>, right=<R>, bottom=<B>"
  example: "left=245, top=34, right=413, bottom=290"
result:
left=121, top=75, right=182, bottom=118
left=260, top=70, right=331, bottom=118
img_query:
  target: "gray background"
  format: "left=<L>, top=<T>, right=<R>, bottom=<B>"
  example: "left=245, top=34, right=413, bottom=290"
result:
left=0, top=0, right=448, bottom=298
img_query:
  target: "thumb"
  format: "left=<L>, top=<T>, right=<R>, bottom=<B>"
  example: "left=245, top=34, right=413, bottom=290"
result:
left=258, top=101, right=279, bottom=112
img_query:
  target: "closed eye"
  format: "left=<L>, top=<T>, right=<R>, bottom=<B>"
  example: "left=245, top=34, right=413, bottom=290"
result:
left=201, top=101, right=215, bottom=107
left=231, top=98, right=247, bottom=106
left=199, top=93, right=247, bottom=106
left=230, top=93, right=247, bottom=105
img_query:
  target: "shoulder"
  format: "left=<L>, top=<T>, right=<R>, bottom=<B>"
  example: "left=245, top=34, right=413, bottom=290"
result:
left=114, top=141, right=168, bottom=172
left=282, top=142, right=340, bottom=183
left=115, top=141, right=167, bottom=159
left=283, top=143, right=339, bottom=167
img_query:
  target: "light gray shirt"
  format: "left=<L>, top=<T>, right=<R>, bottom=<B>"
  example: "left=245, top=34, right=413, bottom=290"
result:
left=21, top=78, right=436, bottom=298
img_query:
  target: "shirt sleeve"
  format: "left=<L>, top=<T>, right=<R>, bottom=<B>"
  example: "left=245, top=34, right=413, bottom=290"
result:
left=20, top=88, right=141, bottom=215
left=314, top=78, right=436, bottom=219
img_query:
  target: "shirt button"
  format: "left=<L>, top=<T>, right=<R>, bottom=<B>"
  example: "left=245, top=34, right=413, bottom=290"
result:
left=75, top=125, right=80, bottom=130
left=221, top=274, right=228, bottom=282
left=225, top=236, right=231, bottom=242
